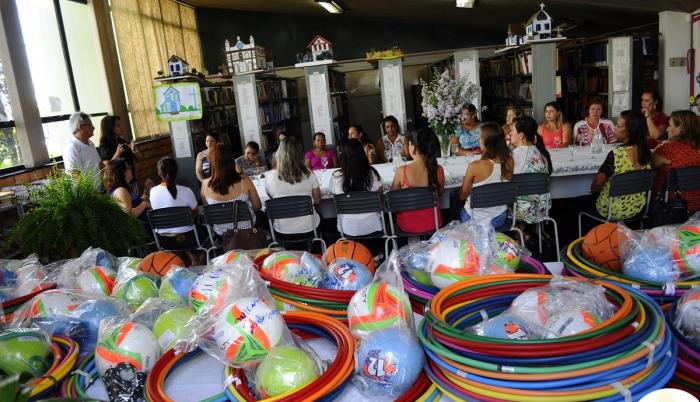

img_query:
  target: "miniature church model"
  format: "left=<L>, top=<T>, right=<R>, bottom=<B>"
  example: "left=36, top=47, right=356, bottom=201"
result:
left=167, top=55, right=189, bottom=76
left=505, top=23, right=526, bottom=46
left=525, top=3, right=553, bottom=41
left=224, top=35, right=268, bottom=75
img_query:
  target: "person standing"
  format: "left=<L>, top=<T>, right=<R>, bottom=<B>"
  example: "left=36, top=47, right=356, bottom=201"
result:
left=63, top=112, right=102, bottom=188
left=98, top=115, right=136, bottom=170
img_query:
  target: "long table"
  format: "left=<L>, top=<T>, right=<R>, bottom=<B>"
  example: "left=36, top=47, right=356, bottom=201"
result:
left=254, top=145, right=611, bottom=217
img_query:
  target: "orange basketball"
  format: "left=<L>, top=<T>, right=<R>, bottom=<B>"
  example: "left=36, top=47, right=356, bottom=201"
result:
left=139, top=251, right=185, bottom=276
left=323, top=240, right=375, bottom=273
left=582, top=223, right=621, bottom=272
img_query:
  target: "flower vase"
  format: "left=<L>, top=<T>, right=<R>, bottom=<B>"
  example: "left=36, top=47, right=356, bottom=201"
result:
left=438, top=135, right=451, bottom=162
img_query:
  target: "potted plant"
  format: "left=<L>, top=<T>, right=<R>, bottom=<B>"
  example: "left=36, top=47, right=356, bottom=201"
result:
left=10, top=171, right=147, bottom=262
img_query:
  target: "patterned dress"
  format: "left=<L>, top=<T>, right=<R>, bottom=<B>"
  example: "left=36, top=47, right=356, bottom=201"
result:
left=513, top=146, right=551, bottom=223
left=572, top=119, right=615, bottom=145
left=653, top=141, right=700, bottom=214
left=596, top=146, right=651, bottom=220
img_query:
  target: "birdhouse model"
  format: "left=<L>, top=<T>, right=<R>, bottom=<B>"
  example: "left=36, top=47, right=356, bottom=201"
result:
left=307, top=35, right=333, bottom=62
left=224, top=35, right=268, bottom=75
left=505, top=23, right=526, bottom=46
left=525, top=3, right=553, bottom=41
left=168, top=55, right=189, bottom=76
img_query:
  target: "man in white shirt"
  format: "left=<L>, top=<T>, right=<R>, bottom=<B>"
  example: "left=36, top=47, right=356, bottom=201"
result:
left=63, top=112, right=102, bottom=188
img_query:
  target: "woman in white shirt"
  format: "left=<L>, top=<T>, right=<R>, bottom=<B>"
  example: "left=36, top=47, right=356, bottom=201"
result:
left=265, top=136, right=321, bottom=234
left=330, top=139, right=383, bottom=236
left=149, top=157, right=204, bottom=265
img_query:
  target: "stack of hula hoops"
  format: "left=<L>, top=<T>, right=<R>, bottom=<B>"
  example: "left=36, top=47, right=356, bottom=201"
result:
left=403, top=255, right=548, bottom=313
left=24, top=334, right=79, bottom=400
left=564, top=238, right=698, bottom=304
left=419, top=274, right=676, bottom=401
left=665, top=300, right=700, bottom=395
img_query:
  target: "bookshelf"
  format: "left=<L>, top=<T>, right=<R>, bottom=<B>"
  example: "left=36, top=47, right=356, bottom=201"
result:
left=329, top=69, right=349, bottom=143
left=191, top=84, right=240, bottom=156
left=257, top=77, right=301, bottom=153
left=557, top=41, right=609, bottom=121
left=479, top=49, right=533, bottom=122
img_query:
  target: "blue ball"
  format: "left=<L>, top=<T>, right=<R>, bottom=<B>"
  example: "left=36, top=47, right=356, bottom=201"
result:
left=623, top=248, right=677, bottom=282
left=356, top=328, right=424, bottom=396
left=95, top=250, right=115, bottom=270
left=406, top=252, right=430, bottom=272
left=168, top=269, right=197, bottom=300
left=481, top=313, right=533, bottom=340
left=1, top=269, right=17, bottom=286
left=76, top=299, right=123, bottom=354
left=323, top=259, right=372, bottom=291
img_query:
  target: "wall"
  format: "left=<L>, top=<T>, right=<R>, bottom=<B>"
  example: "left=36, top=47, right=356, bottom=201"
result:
left=659, top=11, right=691, bottom=113
left=195, top=8, right=499, bottom=73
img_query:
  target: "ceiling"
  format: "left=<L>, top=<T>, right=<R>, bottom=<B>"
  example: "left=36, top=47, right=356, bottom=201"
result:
left=184, top=0, right=698, bottom=33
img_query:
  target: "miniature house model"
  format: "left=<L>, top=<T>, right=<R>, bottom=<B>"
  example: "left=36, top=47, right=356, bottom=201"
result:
left=224, top=35, right=267, bottom=75
left=168, top=55, right=189, bottom=76
left=505, top=23, right=526, bottom=46
left=307, top=35, right=333, bottom=61
left=525, top=3, right=552, bottom=41
left=160, top=86, right=180, bottom=114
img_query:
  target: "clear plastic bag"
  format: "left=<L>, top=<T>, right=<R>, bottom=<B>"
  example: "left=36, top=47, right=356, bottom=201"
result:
left=349, top=251, right=424, bottom=399
left=159, top=267, right=198, bottom=306
left=260, top=251, right=325, bottom=287
left=674, top=287, right=700, bottom=346
left=0, top=327, right=52, bottom=377
left=0, top=254, right=52, bottom=298
left=49, top=247, right=118, bottom=290
left=95, top=316, right=162, bottom=376
left=111, top=258, right=158, bottom=311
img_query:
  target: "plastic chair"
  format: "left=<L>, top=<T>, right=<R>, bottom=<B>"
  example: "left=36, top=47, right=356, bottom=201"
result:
left=666, top=166, right=700, bottom=200
left=333, top=191, right=388, bottom=240
left=265, top=195, right=326, bottom=252
left=469, top=181, right=524, bottom=246
left=201, top=201, right=254, bottom=262
left=578, top=169, right=654, bottom=237
left=147, top=206, right=208, bottom=257
left=385, top=187, right=440, bottom=254
left=512, top=173, right=560, bottom=261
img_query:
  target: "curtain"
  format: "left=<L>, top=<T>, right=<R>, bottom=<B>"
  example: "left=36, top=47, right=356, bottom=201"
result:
left=111, top=0, right=202, bottom=139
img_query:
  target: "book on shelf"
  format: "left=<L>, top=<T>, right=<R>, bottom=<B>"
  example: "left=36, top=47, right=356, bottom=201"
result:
left=556, top=75, right=562, bottom=99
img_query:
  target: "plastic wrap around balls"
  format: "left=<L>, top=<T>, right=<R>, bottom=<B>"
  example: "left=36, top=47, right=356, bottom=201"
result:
left=356, top=328, right=424, bottom=397
left=14, top=278, right=47, bottom=298
left=189, top=266, right=229, bottom=313
left=676, top=290, right=700, bottom=344
left=623, top=248, right=678, bottom=283
left=75, top=299, right=124, bottom=355
left=261, top=252, right=322, bottom=286
left=114, top=275, right=158, bottom=310
left=254, top=345, right=320, bottom=397
left=672, top=225, right=700, bottom=278
left=76, top=267, right=116, bottom=296
left=480, top=313, right=533, bottom=340
left=30, top=290, right=83, bottom=318
left=152, top=308, right=194, bottom=351
left=323, top=259, right=373, bottom=291
left=544, top=310, right=601, bottom=339
left=95, top=322, right=161, bottom=376
left=347, top=282, right=412, bottom=338
left=492, top=233, right=521, bottom=270
left=159, top=268, right=197, bottom=305
left=509, top=288, right=551, bottom=326
left=429, top=238, right=481, bottom=289
left=213, top=297, right=285, bottom=366
left=0, top=330, right=51, bottom=376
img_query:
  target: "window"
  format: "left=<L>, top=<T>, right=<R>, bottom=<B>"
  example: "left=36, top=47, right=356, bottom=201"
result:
left=0, top=60, right=22, bottom=169
left=16, top=0, right=111, bottom=158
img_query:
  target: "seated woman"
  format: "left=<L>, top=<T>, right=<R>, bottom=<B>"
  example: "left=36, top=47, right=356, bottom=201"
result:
left=305, top=132, right=338, bottom=170
left=104, top=159, right=152, bottom=228
left=201, top=144, right=262, bottom=238
left=376, top=115, right=407, bottom=162
left=451, top=104, right=481, bottom=156
left=390, top=130, right=444, bottom=234
left=236, top=141, right=263, bottom=176
left=572, top=97, right=616, bottom=145
left=538, top=102, right=572, bottom=149
left=348, top=124, right=378, bottom=164
left=149, top=157, right=205, bottom=265
left=652, top=110, right=700, bottom=214
left=195, top=132, right=219, bottom=182
left=265, top=136, right=322, bottom=235
left=510, top=116, right=552, bottom=224
left=459, top=122, right=514, bottom=227
left=502, top=106, right=521, bottom=146
left=330, top=139, right=384, bottom=236
left=642, top=88, right=668, bottom=149
left=591, top=110, right=652, bottom=220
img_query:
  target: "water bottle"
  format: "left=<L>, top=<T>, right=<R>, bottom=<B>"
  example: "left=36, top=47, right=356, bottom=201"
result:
left=392, top=146, right=402, bottom=170
left=591, top=132, right=603, bottom=154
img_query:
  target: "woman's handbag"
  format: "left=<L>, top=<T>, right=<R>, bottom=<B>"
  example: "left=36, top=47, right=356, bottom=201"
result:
left=222, top=201, right=267, bottom=250
left=649, top=172, right=688, bottom=227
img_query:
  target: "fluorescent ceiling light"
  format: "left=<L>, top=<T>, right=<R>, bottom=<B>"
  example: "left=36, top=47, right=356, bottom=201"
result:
left=456, top=0, right=475, bottom=8
left=316, top=0, right=343, bottom=14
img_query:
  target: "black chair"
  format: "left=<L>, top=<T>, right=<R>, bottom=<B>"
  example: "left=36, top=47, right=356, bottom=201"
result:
left=201, top=201, right=254, bottom=262
left=385, top=187, right=440, bottom=254
left=666, top=166, right=700, bottom=199
left=469, top=181, right=524, bottom=246
left=265, top=195, right=326, bottom=252
left=578, top=169, right=654, bottom=237
left=333, top=191, right=388, bottom=240
left=512, top=173, right=560, bottom=261
left=147, top=206, right=208, bottom=257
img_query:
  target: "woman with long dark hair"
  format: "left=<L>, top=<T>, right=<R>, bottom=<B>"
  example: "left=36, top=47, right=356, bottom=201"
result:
left=451, top=104, right=481, bottom=155
left=390, top=129, right=444, bottom=233
left=511, top=116, right=552, bottom=224
left=376, top=115, right=406, bottom=162
left=265, top=136, right=321, bottom=234
left=348, top=124, right=378, bottom=164
left=201, top=144, right=261, bottom=236
left=103, top=159, right=151, bottom=224
left=642, top=88, right=667, bottom=148
left=591, top=110, right=652, bottom=220
left=305, top=132, right=338, bottom=170
left=195, top=131, right=220, bottom=182
left=99, top=115, right=136, bottom=170
left=459, top=122, right=514, bottom=227
left=330, top=139, right=383, bottom=236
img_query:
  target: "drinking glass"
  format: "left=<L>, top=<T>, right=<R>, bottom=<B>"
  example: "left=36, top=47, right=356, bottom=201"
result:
left=384, top=149, right=393, bottom=164
left=451, top=143, right=459, bottom=159
left=321, top=156, right=328, bottom=172
left=553, top=136, right=562, bottom=148
left=568, top=145, right=577, bottom=161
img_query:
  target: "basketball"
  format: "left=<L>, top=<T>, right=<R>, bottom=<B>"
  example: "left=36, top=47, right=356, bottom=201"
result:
left=581, top=223, right=621, bottom=272
left=139, top=252, right=185, bottom=277
left=324, top=240, right=375, bottom=273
